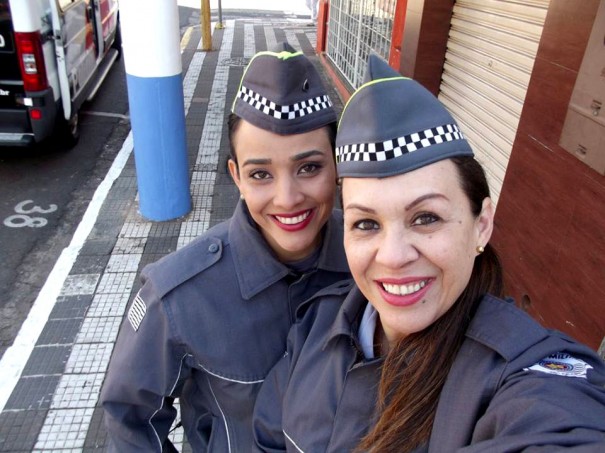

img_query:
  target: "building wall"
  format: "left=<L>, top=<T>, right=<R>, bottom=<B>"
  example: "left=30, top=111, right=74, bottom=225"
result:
left=399, top=0, right=453, bottom=96
left=493, top=0, right=604, bottom=350
left=322, top=0, right=604, bottom=351
left=394, top=0, right=604, bottom=350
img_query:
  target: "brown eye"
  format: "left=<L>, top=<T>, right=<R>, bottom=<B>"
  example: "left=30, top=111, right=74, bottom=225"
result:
left=411, top=213, right=439, bottom=226
left=299, top=163, right=321, bottom=175
left=250, top=170, right=271, bottom=180
left=354, top=219, right=379, bottom=231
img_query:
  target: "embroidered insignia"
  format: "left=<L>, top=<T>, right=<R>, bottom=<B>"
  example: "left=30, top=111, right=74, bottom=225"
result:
left=524, top=352, right=593, bottom=378
left=127, top=293, right=147, bottom=332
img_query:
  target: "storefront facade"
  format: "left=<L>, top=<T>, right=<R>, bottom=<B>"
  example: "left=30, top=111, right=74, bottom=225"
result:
left=318, top=0, right=605, bottom=352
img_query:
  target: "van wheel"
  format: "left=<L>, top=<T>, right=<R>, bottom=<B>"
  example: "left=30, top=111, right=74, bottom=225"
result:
left=57, top=113, right=80, bottom=148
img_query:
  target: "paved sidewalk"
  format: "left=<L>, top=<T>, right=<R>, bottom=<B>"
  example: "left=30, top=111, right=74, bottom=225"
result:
left=0, top=17, right=343, bottom=452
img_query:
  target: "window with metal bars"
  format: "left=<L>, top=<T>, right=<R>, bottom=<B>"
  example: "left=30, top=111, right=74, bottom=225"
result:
left=326, top=0, right=397, bottom=89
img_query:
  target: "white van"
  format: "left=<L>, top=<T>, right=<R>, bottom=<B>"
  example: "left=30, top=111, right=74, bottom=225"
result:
left=0, top=0, right=120, bottom=146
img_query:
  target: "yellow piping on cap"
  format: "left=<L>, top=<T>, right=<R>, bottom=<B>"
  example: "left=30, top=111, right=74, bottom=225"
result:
left=268, top=50, right=304, bottom=60
left=231, top=51, right=304, bottom=112
left=338, top=76, right=410, bottom=129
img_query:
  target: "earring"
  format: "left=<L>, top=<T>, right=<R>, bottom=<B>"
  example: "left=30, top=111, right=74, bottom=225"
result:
left=476, top=245, right=485, bottom=254
left=240, top=193, right=245, bottom=200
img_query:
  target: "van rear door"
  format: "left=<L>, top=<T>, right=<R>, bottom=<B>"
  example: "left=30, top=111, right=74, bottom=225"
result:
left=0, top=0, right=29, bottom=138
left=0, top=0, right=21, bottom=86
left=49, top=0, right=92, bottom=122
left=50, top=0, right=115, bottom=121
left=93, top=0, right=119, bottom=58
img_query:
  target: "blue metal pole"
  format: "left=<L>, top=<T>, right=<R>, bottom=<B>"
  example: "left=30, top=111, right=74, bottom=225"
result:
left=119, top=0, right=191, bottom=221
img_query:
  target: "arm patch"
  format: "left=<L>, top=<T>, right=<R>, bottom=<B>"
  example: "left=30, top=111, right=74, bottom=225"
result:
left=127, top=292, right=147, bottom=332
left=524, top=352, right=593, bottom=378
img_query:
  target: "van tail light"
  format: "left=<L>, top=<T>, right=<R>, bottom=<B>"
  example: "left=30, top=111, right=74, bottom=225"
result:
left=30, top=108, right=43, bottom=120
left=14, top=31, right=49, bottom=92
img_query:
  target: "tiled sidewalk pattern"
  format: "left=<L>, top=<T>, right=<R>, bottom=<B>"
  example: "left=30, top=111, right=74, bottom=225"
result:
left=0, top=18, right=336, bottom=452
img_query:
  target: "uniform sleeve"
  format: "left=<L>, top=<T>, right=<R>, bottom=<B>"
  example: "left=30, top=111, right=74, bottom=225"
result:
left=253, top=349, right=291, bottom=452
left=100, top=278, right=191, bottom=453
left=461, top=363, right=605, bottom=452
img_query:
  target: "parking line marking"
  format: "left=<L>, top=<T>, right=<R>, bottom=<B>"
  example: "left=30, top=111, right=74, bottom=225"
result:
left=0, top=132, right=134, bottom=413
left=81, top=111, right=130, bottom=120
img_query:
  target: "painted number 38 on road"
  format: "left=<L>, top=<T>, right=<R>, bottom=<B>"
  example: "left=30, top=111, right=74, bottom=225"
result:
left=3, top=200, right=58, bottom=228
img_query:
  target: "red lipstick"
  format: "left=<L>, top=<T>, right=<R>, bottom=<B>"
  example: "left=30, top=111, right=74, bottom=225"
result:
left=376, top=278, right=432, bottom=307
left=271, top=209, right=315, bottom=232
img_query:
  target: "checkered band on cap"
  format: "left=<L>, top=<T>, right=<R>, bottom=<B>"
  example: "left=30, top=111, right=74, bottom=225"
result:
left=336, top=123, right=464, bottom=163
left=237, top=85, right=334, bottom=121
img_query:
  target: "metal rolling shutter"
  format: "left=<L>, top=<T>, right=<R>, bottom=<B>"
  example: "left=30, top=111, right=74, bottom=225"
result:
left=438, top=0, right=550, bottom=205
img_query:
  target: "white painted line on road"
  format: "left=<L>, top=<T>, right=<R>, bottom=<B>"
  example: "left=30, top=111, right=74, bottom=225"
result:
left=0, top=23, right=206, bottom=412
left=181, top=26, right=194, bottom=51
left=0, top=132, right=134, bottom=413
left=81, top=111, right=131, bottom=120
left=26, top=23, right=223, bottom=450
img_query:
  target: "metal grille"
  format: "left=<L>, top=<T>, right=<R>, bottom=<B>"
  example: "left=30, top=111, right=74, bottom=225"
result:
left=326, top=0, right=397, bottom=89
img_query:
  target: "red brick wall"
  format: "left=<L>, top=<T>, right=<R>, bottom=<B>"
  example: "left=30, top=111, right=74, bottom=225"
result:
left=493, top=0, right=605, bottom=350
left=324, top=0, right=604, bottom=350
left=399, top=0, right=454, bottom=96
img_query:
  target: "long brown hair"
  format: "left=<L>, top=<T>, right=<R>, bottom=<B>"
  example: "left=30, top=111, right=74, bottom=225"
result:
left=357, top=156, right=504, bottom=452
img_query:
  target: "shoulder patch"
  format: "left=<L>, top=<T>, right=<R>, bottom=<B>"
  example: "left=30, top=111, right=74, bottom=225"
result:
left=143, top=236, right=223, bottom=298
left=127, top=292, right=147, bottom=332
left=524, top=352, right=593, bottom=378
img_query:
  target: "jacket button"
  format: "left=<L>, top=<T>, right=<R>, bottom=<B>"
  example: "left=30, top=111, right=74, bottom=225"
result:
left=208, top=243, right=219, bottom=253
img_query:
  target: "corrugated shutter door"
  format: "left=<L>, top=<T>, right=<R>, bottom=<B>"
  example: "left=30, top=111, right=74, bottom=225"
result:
left=438, top=0, right=550, bottom=205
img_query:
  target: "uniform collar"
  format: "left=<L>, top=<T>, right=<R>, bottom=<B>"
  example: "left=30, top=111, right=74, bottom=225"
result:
left=324, top=284, right=369, bottom=349
left=316, top=208, right=349, bottom=272
left=323, top=292, right=552, bottom=361
left=229, top=201, right=349, bottom=300
left=359, top=303, right=378, bottom=359
left=324, top=292, right=548, bottom=360
left=465, top=294, right=549, bottom=361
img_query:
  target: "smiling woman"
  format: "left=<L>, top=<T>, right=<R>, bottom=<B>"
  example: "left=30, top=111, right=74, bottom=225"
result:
left=252, top=54, right=605, bottom=453
left=228, top=120, right=335, bottom=261
left=342, top=158, right=493, bottom=345
left=100, top=42, right=351, bottom=453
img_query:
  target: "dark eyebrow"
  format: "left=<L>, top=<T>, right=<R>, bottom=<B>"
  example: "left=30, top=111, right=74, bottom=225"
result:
left=345, top=193, right=448, bottom=213
left=241, top=158, right=271, bottom=167
left=344, top=203, right=376, bottom=214
left=405, top=193, right=448, bottom=210
left=291, top=150, right=326, bottom=161
left=242, top=150, right=326, bottom=167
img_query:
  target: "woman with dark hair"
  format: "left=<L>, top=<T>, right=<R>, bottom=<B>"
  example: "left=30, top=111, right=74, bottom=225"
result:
left=101, top=43, right=350, bottom=452
left=253, top=55, right=605, bottom=452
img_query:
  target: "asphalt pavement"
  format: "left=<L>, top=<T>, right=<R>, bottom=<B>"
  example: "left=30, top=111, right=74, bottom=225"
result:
left=0, top=16, right=343, bottom=452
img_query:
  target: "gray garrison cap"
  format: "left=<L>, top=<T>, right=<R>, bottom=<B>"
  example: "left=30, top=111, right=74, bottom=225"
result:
left=231, top=42, right=337, bottom=135
left=336, top=54, right=473, bottom=178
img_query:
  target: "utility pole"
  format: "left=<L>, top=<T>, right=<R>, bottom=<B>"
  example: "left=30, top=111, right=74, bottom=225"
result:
left=201, top=0, right=211, bottom=51
left=216, top=0, right=224, bottom=29
left=119, top=0, right=191, bottom=221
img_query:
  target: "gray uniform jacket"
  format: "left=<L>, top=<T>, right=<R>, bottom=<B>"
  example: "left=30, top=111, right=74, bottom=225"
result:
left=100, top=202, right=350, bottom=452
left=253, top=281, right=605, bottom=452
